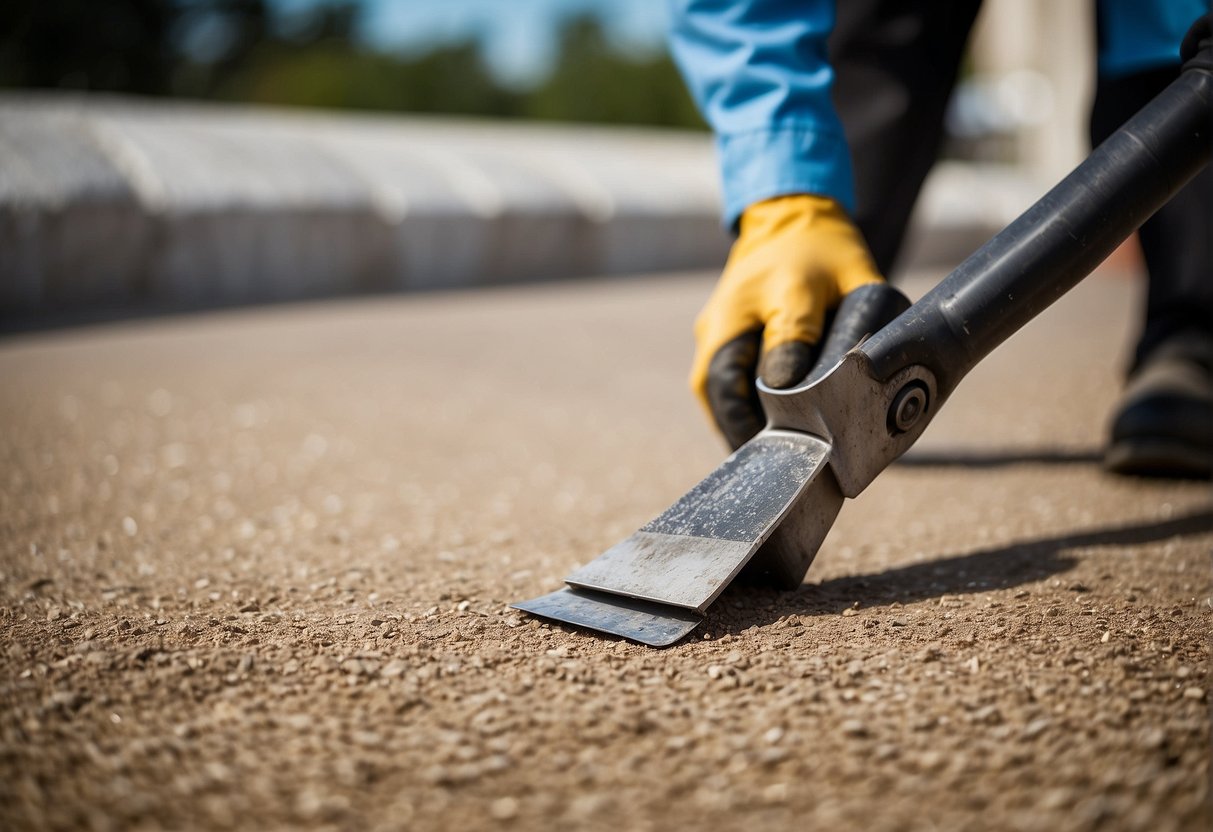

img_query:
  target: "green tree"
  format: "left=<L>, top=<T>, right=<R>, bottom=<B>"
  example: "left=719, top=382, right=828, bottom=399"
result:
left=525, top=15, right=704, bottom=129
left=215, top=39, right=520, bottom=117
left=0, top=2, right=704, bottom=130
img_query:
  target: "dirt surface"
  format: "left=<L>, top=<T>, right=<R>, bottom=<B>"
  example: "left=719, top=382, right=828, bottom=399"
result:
left=1, top=270, right=1209, bottom=832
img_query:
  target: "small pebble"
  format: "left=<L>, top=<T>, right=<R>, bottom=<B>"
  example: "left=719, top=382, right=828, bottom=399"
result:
left=915, top=750, right=946, bottom=772
left=762, top=783, right=788, bottom=804
left=489, top=797, right=519, bottom=820
left=1139, top=729, right=1166, bottom=750
left=840, top=720, right=867, bottom=737
left=51, top=690, right=82, bottom=708
left=1040, top=788, right=1073, bottom=810
left=1023, top=718, right=1051, bottom=739
left=972, top=705, right=1002, bottom=725
left=874, top=743, right=899, bottom=761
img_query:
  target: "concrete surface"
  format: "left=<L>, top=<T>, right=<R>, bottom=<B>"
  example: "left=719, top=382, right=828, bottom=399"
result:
left=1, top=94, right=1039, bottom=322
left=1, top=266, right=1209, bottom=831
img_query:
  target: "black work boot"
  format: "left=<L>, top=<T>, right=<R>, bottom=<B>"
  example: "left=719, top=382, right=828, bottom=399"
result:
left=1105, top=333, right=1213, bottom=479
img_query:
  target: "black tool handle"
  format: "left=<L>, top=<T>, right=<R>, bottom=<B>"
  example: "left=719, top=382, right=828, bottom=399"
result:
left=861, top=37, right=1213, bottom=402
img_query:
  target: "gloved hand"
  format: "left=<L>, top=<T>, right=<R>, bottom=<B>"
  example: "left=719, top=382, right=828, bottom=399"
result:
left=690, top=193, right=886, bottom=449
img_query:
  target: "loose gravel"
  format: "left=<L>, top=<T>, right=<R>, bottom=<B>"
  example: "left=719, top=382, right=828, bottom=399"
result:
left=1, top=271, right=1208, bottom=831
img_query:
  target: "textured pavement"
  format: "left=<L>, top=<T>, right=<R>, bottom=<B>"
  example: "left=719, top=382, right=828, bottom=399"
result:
left=1, top=268, right=1209, bottom=831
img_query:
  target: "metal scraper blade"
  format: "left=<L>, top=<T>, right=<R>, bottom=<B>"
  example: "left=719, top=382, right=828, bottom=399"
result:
left=512, top=430, right=841, bottom=645
left=511, top=587, right=702, bottom=647
left=567, top=431, right=833, bottom=612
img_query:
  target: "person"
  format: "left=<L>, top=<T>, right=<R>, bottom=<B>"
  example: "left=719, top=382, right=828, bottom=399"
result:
left=667, top=0, right=1212, bottom=478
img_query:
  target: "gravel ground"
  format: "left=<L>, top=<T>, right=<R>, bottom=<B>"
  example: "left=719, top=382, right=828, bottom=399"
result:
left=1, top=269, right=1209, bottom=832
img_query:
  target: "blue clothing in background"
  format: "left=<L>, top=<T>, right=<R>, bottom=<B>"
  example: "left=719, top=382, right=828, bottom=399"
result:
left=1097, top=0, right=1207, bottom=77
left=668, top=0, right=1204, bottom=230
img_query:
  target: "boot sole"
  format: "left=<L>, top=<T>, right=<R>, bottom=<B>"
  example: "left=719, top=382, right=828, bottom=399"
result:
left=1105, top=437, right=1213, bottom=480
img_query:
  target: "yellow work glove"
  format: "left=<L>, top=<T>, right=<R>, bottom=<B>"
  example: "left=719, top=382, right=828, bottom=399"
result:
left=691, top=193, right=885, bottom=449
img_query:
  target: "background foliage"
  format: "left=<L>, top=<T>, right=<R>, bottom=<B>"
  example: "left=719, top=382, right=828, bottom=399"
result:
left=0, top=0, right=705, bottom=129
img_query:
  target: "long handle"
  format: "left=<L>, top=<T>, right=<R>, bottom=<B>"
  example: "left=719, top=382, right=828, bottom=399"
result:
left=861, top=45, right=1212, bottom=402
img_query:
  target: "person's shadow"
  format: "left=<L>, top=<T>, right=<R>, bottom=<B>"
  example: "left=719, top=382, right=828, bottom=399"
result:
left=707, top=507, right=1213, bottom=632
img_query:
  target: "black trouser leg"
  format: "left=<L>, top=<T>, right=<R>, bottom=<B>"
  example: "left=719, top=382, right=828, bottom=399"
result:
left=1090, top=66, right=1213, bottom=372
left=829, top=0, right=985, bottom=275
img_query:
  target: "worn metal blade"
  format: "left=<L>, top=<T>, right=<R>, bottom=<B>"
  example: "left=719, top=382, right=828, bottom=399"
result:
left=565, top=431, right=833, bottom=613
left=511, top=587, right=702, bottom=647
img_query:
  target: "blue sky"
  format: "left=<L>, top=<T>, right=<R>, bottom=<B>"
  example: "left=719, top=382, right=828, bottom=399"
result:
left=270, top=0, right=671, bottom=87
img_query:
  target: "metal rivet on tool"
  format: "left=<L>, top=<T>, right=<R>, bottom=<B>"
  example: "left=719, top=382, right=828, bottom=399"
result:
left=888, top=383, right=928, bottom=434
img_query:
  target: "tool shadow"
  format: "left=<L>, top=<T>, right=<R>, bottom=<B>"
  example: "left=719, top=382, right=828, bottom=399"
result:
left=710, top=507, right=1213, bottom=631
left=895, top=447, right=1103, bottom=468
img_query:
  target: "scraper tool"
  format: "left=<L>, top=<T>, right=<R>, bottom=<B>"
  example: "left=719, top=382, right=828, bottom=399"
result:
left=514, top=31, right=1213, bottom=645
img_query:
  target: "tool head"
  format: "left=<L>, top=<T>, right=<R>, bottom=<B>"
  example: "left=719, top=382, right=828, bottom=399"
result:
left=511, top=431, right=843, bottom=645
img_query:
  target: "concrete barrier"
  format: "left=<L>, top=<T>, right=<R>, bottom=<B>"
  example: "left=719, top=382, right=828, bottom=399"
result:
left=0, top=94, right=732, bottom=317
left=0, top=105, right=150, bottom=312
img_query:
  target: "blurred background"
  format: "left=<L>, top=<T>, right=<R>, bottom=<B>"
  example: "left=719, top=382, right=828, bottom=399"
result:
left=0, top=0, right=1107, bottom=326
left=0, top=0, right=701, bottom=127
